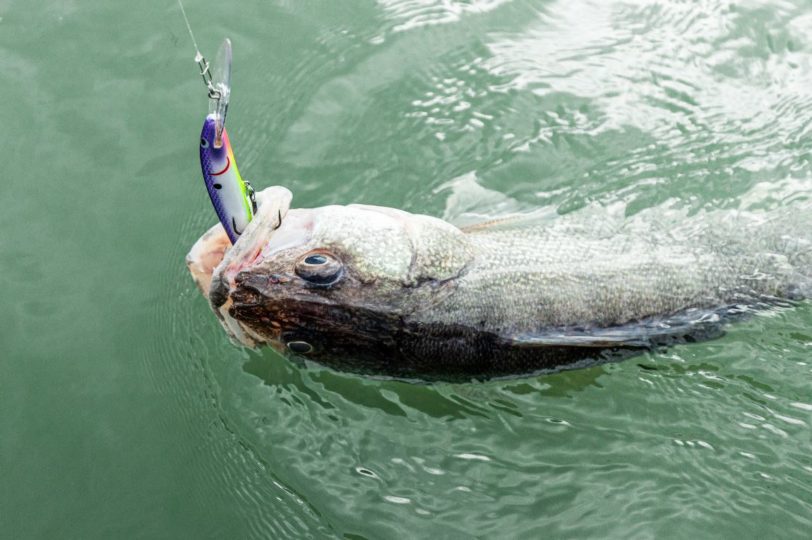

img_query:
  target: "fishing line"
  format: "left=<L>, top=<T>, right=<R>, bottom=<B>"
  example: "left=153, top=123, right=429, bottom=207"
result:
left=176, top=0, right=219, bottom=99
left=176, top=0, right=201, bottom=56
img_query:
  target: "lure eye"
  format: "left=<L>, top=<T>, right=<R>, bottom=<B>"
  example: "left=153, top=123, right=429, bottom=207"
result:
left=200, top=138, right=209, bottom=148
left=295, top=251, right=343, bottom=286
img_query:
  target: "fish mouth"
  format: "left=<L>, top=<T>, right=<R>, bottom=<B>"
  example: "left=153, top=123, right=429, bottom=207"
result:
left=223, top=208, right=315, bottom=279
left=210, top=156, right=231, bottom=176
left=217, top=210, right=319, bottom=348
left=187, top=186, right=295, bottom=347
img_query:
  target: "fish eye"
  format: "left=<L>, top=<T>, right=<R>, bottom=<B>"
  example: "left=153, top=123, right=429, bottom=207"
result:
left=200, top=138, right=209, bottom=148
left=304, top=254, right=328, bottom=265
left=295, top=251, right=343, bottom=286
left=287, top=341, right=313, bottom=354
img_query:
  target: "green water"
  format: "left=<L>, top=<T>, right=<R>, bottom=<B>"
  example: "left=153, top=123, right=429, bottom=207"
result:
left=2, top=0, right=812, bottom=538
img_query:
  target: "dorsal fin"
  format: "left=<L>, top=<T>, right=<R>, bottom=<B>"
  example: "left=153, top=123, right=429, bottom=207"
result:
left=460, top=209, right=559, bottom=234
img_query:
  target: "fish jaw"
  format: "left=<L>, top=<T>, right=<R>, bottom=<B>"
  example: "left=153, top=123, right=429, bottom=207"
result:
left=186, top=186, right=293, bottom=347
left=186, top=222, right=230, bottom=297
left=210, top=207, right=328, bottom=349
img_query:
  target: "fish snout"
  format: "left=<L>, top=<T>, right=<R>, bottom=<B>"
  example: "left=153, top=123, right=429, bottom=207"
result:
left=227, top=271, right=292, bottom=342
left=230, top=271, right=290, bottom=305
left=235, top=270, right=290, bottom=287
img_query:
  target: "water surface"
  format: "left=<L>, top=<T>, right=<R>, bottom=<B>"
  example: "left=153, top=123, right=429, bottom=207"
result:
left=2, top=0, right=811, bottom=538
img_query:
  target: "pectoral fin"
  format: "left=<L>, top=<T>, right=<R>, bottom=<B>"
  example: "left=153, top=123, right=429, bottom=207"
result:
left=505, top=308, right=736, bottom=349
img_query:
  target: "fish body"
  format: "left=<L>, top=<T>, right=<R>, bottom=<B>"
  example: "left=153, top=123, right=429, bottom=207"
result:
left=187, top=188, right=811, bottom=380
left=199, top=114, right=255, bottom=244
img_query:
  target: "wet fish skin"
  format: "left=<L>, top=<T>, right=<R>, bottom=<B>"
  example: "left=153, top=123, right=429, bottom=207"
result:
left=420, top=213, right=806, bottom=332
left=189, top=188, right=811, bottom=379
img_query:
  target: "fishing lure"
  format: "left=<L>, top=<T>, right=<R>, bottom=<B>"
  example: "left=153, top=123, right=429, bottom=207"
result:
left=178, top=0, right=256, bottom=244
left=199, top=39, right=256, bottom=244
left=200, top=111, right=256, bottom=244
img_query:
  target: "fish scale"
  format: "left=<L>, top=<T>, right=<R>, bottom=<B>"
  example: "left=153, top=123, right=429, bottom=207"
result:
left=430, top=212, right=806, bottom=333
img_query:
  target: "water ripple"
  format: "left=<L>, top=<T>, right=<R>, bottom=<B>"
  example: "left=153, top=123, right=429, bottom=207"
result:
left=173, top=0, right=812, bottom=537
left=378, top=0, right=515, bottom=33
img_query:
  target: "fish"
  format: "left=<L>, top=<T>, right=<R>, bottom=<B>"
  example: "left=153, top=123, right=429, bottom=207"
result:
left=187, top=187, right=811, bottom=380
left=199, top=114, right=256, bottom=244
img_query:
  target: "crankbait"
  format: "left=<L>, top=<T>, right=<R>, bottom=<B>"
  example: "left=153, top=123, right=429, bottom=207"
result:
left=178, top=1, right=256, bottom=244
left=198, top=38, right=256, bottom=244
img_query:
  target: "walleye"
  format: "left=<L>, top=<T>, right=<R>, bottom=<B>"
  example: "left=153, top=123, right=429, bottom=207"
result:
left=187, top=187, right=811, bottom=380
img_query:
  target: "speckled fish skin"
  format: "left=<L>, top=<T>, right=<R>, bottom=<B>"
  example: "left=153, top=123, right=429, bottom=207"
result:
left=192, top=188, right=811, bottom=380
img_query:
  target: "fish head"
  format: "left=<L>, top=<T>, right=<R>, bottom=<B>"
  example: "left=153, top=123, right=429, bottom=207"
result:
left=190, top=189, right=474, bottom=358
